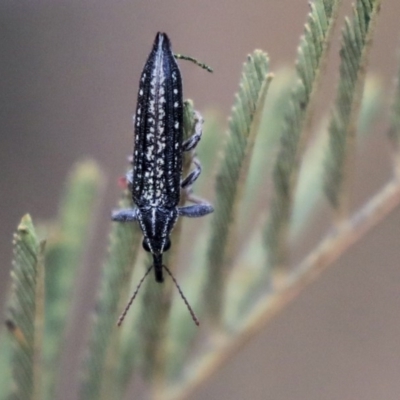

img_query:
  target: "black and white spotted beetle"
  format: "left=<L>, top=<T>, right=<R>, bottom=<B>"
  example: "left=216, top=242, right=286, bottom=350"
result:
left=112, top=32, right=213, bottom=325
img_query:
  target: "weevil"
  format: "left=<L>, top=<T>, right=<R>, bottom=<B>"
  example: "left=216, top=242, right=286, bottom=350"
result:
left=112, top=32, right=213, bottom=325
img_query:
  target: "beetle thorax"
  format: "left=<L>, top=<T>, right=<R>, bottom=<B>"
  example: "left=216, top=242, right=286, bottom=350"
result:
left=137, top=207, right=178, bottom=255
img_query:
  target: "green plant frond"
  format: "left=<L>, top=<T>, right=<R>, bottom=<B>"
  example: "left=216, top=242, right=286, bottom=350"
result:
left=42, top=160, right=103, bottom=400
left=165, top=219, right=217, bottom=374
left=292, top=74, right=383, bottom=236
left=0, top=330, right=13, bottom=398
left=240, top=68, right=296, bottom=232
left=135, top=274, right=172, bottom=392
left=161, top=112, right=224, bottom=380
left=224, top=223, right=268, bottom=328
left=324, top=0, right=382, bottom=214
left=134, top=258, right=174, bottom=388
left=79, top=198, right=141, bottom=400
left=6, top=215, right=45, bottom=400
left=357, top=74, right=383, bottom=137
left=229, top=70, right=300, bottom=324
left=264, top=0, right=341, bottom=270
left=113, top=259, right=148, bottom=393
left=204, top=50, right=272, bottom=326
left=195, top=110, right=224, bottom=191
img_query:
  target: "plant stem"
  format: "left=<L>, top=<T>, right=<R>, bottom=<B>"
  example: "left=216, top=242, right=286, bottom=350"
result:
left=164, top=176, right=400, bottom=400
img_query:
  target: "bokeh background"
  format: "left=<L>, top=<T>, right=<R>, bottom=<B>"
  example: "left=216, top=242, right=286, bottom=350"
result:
left=1, top=1, right=400, bottom=399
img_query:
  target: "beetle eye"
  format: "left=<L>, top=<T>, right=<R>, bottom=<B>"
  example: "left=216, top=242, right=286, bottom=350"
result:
left=142, top=239, right=151, bottom=252
left=164, top=238, right=171, bottom=252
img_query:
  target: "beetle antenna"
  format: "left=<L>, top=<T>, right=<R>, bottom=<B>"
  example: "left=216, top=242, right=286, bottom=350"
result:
left=117, top=265, right=153, bottom=326
left=174, top=54, right=213, bottom=73
left=162, top=265, right=200, bottom=326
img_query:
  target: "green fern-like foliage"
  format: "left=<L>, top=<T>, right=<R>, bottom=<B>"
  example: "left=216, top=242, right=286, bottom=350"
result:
left=5, top=215, right=46, bottom=400
left=3, top=0, right=400, bottom=399
left=292, top=75, right=383, bottom=236
left=42, top=161, right=103, bottom=400
left=79, top=197, right=140, bottom=400
left=204, top=50, right=272, bottom=326
left=265, top=0, right=342, bottom=269
left=324, top=0, right=381, bottom=214
left=0, top=162, right=104, bottom=400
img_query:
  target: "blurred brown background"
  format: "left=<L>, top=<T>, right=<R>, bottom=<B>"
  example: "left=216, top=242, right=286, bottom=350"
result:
left=1, top=1, right=400, bottom=399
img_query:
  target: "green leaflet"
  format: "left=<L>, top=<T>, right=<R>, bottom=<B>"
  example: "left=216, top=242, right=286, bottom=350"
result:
left=226, top=69, right=297, bottom=325
left=163, top=112, right=223, bottom=380
left=324, top=0, right=382, bottom=213
left=264, top=0, right=342, bottom=269
left=195, top=110, right=224, bottom=192
left=6, top=215, right=45, bottom=400
left=204, top=50, right=272, bottom=327
left=0, top=328, right=13, bottom=398
left=79, top=198, right=141, bottom=400
left=42, top=160, right=103, bottom=400
left=292, top=75, right=383, bottom=237
left=238, top=68, right=296, bottom=235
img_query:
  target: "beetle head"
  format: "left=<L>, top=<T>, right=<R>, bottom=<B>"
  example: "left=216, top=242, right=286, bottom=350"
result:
left=138, top=207, right=178, bottom=256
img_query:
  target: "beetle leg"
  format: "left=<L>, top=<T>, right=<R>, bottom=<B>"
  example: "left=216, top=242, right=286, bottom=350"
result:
left=182, top=110, right=203, bottom=152
left=181, top=158, right=201, bottom=190
left=178, top=203, right=213, bottom=218
left=112, top=208, right=139, bottom=222
left=126, top=169, right=133, bottom=188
